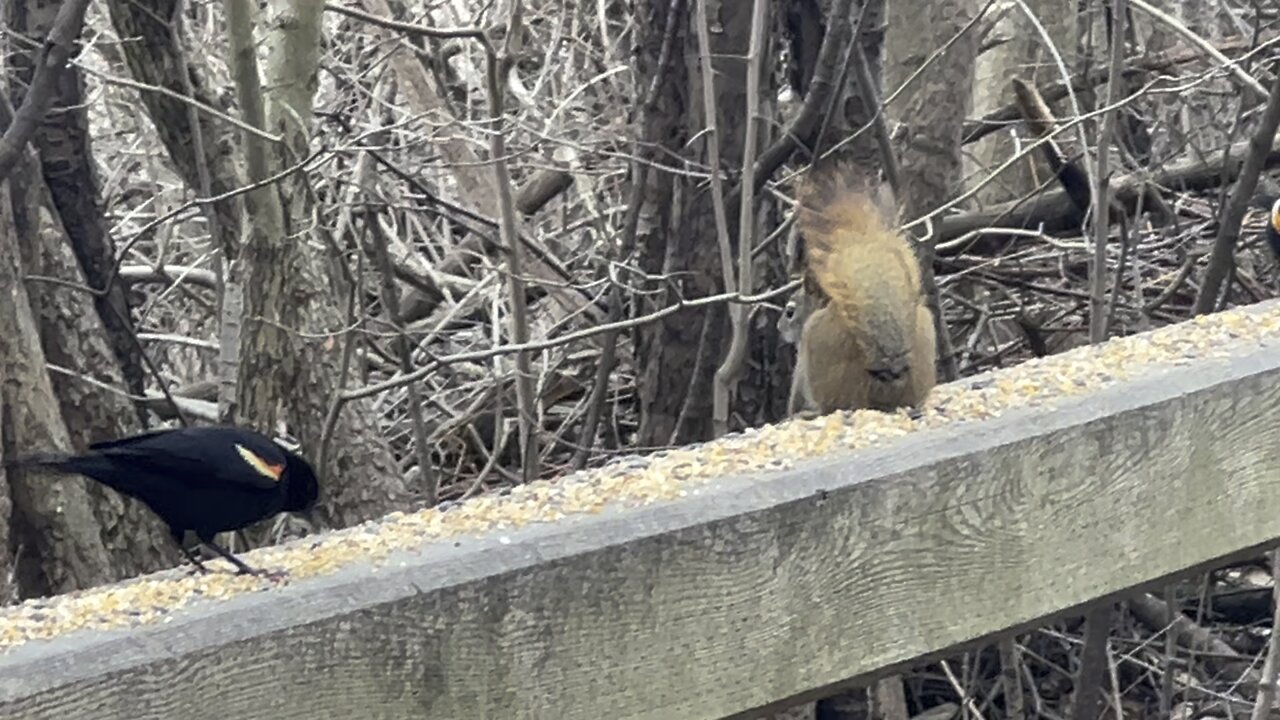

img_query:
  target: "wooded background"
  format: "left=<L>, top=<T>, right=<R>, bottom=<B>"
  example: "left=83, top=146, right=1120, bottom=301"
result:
left=1, top=0, right=1278, bottom=717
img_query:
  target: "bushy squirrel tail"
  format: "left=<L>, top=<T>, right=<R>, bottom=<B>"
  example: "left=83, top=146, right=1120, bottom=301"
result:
left=794, top=166, right=921, bottom=328
left=791, top=165, right=938, bottom=411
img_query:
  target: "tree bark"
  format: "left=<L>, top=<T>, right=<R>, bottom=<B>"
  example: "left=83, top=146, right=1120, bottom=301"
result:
left=229, top=0, right=411, bottom=525
left=0, top=177, right=118, bottom=597
left=105, top=0, right=246, bottom=258
left=6, top=0, right=178, bottom=578
left=968, top=0, right=1077, bottom=204
left=885, top=0, right=979, bottom=221
left=883, top=0, right=978, bottom=384
left=836, top=0, right=888, bottom=175
left=6, top=0, right=150, bottom=412
left=7, top=161, right=181, bottom=577
left=634, top=0, right=758, bottom=446
left=0, top=422, right=15, bottom=604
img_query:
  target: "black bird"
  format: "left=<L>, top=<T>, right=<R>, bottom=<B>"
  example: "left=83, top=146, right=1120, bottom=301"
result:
left=5, top=425, right=319, bottom=576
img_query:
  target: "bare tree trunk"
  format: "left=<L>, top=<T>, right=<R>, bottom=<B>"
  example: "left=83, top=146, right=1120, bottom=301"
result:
left=105, top=0, right=246, bottom=259
left=834, top=0, right=888, bottom=175
left=7, top=0, right=149, bottom=416
left=8, top=162, right=180, bottom=577
left=632, top=0, right=711, bottom=447
left=0, top=436, right=15, bottom=604
left=6, top=0, right=179, bottom=578
left=969, top=0, right=1077, bottom=204
left=227, top=0, right=411, bottom=525
left=634, top=0, right=756, bottom=447
left=884, top=0, right=979, bottom=385
left=885, top=0, right=979, bottom=220
left=0, top=178, right=117, bottom=597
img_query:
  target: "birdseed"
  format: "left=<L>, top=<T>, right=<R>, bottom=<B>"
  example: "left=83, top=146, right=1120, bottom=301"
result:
left=2, top=301, right=1280, bottom=653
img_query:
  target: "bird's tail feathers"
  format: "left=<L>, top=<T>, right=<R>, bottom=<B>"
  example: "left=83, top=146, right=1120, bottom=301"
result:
left=2, top=452, right=77, bottom=474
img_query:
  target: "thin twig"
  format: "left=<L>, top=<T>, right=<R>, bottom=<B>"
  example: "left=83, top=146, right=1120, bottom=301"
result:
left=323, top=3, right=486, bottom=39
left=74, top=63, right=281, bottom=144
left=1193, top=64, right=1280, bottom=315
left=344, top=281, right=799, bottom=403
left=0, top=0, right=92, bottom=181
left=1089, top=0, right=1128, bottom=342
left=1248, top=548, right=1280, bottom=720
left=481, top=5, right=540, bottom=482
left=1128, top=0, right=1269, bottom=101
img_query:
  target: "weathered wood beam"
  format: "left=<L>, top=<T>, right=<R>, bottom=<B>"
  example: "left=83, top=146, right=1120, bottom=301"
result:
left=5, top=305, right=1280, bottom=719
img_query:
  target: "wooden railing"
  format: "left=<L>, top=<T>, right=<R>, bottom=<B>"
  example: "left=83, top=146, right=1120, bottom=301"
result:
left=4, top=301, right=1280, bottom=719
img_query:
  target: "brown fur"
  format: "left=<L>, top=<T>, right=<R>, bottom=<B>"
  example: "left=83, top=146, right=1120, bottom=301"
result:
left=792, top=167, right=937, bottom=415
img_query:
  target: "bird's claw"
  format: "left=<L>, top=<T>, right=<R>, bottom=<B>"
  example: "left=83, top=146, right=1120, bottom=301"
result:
left=239, top=566, right=289, bottom=583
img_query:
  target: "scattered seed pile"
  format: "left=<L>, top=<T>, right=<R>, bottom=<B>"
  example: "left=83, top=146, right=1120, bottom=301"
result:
left=2, top=303, right=1280, bottom=654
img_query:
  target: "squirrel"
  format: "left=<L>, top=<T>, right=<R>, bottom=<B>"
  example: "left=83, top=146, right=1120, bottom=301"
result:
left=790, top=167, right=937, bottom=415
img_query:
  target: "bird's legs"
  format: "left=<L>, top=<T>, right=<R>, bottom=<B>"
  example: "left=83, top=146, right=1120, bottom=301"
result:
left=201, top=539, right=287, bottom=581
left=172, top=528, right=210, bottom=575
left=173, top=526, right=285, bottom=580
left=179, top=545, right=211, bottom=574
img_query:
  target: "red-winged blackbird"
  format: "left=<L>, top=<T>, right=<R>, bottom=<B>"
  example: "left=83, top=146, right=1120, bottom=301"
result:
left=5, top=425, right=319, bottom=576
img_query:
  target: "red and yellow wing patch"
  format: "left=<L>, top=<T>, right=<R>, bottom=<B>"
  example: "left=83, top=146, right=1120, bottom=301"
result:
left=235, top=444, right=285, bottom=482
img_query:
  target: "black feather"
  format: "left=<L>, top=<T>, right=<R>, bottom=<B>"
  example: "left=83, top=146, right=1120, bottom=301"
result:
left=7, top=425, right=320, bottom=576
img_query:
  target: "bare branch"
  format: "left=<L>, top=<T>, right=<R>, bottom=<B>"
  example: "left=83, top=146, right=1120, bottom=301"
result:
left=1194, top=66, right=1280, bottom=315
left=0, top=0, right=92, bottom=181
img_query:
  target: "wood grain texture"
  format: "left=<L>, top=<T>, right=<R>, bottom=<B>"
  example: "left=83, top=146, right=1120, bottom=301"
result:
left=5, top=340, right=1280, bottom=719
